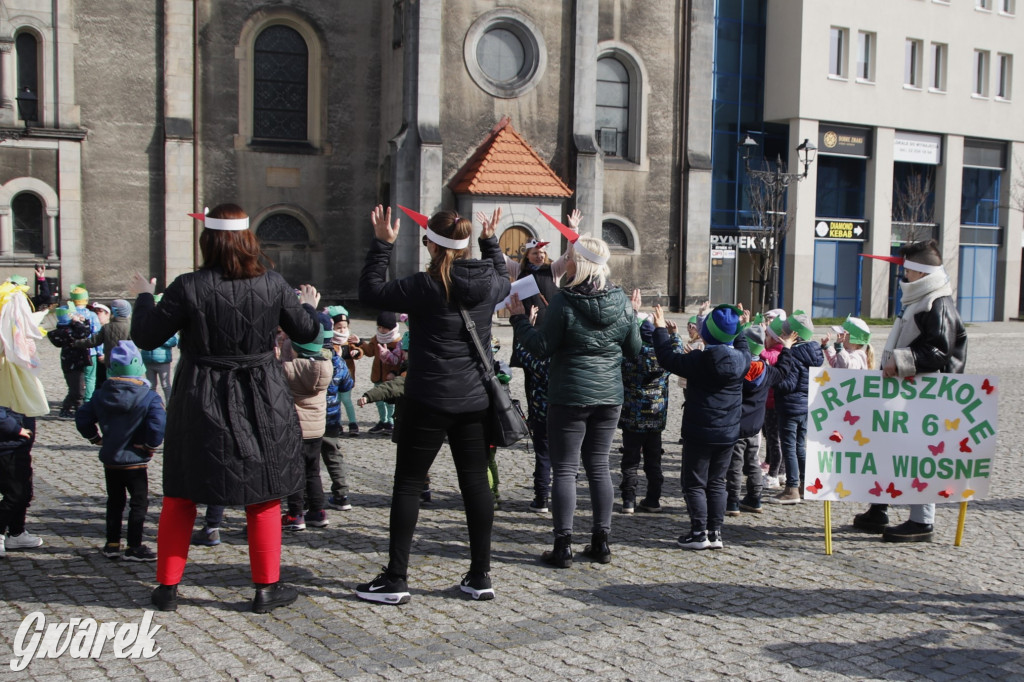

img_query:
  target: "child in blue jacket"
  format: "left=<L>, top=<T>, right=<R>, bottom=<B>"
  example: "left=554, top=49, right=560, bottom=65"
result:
left=652, top=303, right=749, bottom=551
left=77, top=341, right=166, bottom=561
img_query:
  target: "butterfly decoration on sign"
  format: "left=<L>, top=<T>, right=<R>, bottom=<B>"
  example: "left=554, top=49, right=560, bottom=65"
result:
left=927, top=441, right=944, bottom=456
left=834, top=482, right=852, bottom=499
left=869, top=481, right=883, bottom=497
left=945, top=418, right=960, bottom=431
left=843, top=411, right=860, bottom=425
left=853, top=430, right=870, bottom=446
left=938, top=488, right=953, bottom=499
left=911, top=477, right=927, bottom=492
left=959, top=438, right=972, bottom=453
left=829, top=431, right=843, bottom=443
left=806, top=478, right=823, bottom=494
left=886, top=482, right=903, bottom=499
left=981, top=379, right=995, bottom=394
left=813, top=371, right=831, bottom=387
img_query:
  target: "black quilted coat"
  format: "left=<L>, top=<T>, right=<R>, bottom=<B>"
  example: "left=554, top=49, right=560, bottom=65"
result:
left=130, top=268, right=321, bottom=505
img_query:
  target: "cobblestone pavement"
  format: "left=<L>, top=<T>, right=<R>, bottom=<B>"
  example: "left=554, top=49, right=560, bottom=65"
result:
left=2, top=317, right=1024, bottom=680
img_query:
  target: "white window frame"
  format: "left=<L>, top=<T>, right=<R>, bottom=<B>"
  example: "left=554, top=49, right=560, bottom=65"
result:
left=930, top=42, right=947, bottom=92
left=597, top=41, right=650, bottom=171
left=976, top=0, right=993, bottom=10
left=856, top=31, right=875, bottom=82
left=829, top=27, right=848, bottom=79
left=904, top=39, right=923, bottom=89
left=1000, top=0, right=1016, bottom=15
left=997, top=53, right=1012, bottom=100
left=974, top=49, right=991, bottom=97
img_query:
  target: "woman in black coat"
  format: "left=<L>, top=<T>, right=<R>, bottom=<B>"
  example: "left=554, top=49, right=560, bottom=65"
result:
left=130, top=203, right=322, bottom=614
left=354, top=205, right=510, bottom=605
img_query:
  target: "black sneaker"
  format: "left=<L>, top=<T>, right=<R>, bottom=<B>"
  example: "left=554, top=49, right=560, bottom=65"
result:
left=383, top=422, right=394, bottom=433
left=725, top=501, right=741, bottom=517
left=355, top=570, right=411, bottom=605
left=528, top=496, right=549, bottom=513
left=739, top=496, right=763, bottom=514
left=621, top=499, right=635, bottom=514
left=101, top=542, right=122, bottom=560
left=327, top=494, right=352, bottom=511
left=348, top=423, right=360, bottom=437
left=459, top=572, right=495, bottom=601
left=124, top=544, right=157, bottom=562
left=637, top=499, right=661, bottom=513
left=252, top=582, right=298, bottom=613
left=420, top=488, right=432, bottom=503
left=882, top=520, right=934, bottom=543
left=151, top=584, right=178, bottom=612
left=707, top=530, right=724, bottom=550
left=677, top=531, right=709, bottom=550
left=368, top=422, right=387, bottom=434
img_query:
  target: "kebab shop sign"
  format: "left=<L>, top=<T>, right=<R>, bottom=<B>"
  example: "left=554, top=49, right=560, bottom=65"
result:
left=805, top=369, right=998, bottom=504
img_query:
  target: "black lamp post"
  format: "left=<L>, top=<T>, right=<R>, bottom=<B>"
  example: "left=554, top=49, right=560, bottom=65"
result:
left=16, top=87, right=38, bottom=127
left=737, top=136, right=817, bottom=310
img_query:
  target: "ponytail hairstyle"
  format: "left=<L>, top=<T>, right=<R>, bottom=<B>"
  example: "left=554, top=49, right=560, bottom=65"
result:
left=425, top=210, right=473, bottom=300
left=864, top=343, right=876, bottom=370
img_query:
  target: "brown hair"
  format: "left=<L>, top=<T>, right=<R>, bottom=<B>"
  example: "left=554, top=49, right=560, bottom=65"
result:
left=899, top=239, right=942, bottom=266
left=425, top=210, right=472, bottom=299
left=519, top=244, right=550, bottom=268
left=199, top=203, right=273, bottom=279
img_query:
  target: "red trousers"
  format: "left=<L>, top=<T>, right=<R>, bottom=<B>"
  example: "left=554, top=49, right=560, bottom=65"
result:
left=156, top=496, right=281, bottom=585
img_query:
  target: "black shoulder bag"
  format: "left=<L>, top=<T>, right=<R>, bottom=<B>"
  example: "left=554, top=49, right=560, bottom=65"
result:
left=458, top=305, right=531, bottom=447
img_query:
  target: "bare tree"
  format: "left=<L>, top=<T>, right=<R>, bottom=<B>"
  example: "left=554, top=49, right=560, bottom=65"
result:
left=892, top=167, right=936, bottom=244
left=742, top=155, right=796, bottom=313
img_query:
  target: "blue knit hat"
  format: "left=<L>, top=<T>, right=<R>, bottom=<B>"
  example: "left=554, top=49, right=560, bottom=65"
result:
left=111, top=299, right=132, bottom=318
left=108, top=341, right=145, bottom=377
left=55, top=307, right=71, bottom=326
left=700, top=304, right=743, bottom=346
left=318, top=312, right=333, bottom=347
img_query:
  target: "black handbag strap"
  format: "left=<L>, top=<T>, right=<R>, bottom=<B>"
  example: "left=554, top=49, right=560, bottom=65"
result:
left=458, top=305, right=496, bottom=382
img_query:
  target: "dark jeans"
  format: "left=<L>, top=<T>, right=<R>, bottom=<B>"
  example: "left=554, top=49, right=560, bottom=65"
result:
left=204, top=505, right=225, bottom=528
left=530, top=417, right=551, bottom=498
left=762, top=407, right=784, bottom=477
left=287, top=438, right=325, bottom=516
left=387, top=401, right=492, bottom=579
left=320, top=427, right=349, bottom=497
left=778, top=412, right=808, bottom=489
left=0, top=449, right=33, bottom=535
left=619, top=430, right=664, bottom=503
left=681, top=441, right=733, bottom=533
left=547, top=403, right=620, bottom=537
left=62, top=368, right=85, bottom=411
left=104, top=467, right=148, bottom=547
left=727, top=433, right=763, bottom=504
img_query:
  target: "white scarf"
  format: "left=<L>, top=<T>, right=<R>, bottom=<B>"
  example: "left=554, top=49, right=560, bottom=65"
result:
left=376, top=327, right=401, bottom=344
left=883, top=268, right=952, bottom=373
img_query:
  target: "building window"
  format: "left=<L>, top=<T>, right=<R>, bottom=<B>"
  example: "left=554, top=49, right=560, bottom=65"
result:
left=1001, top=0, right=1016, bottom=14
left=596, top=58, right=629, bottom=159
left=829, top=27, right=847, bottom=77
left=15, top=32, right=39, bottom=123
left=12, top=193, right=44, bottom=255
left=930, top=43, right=947, bottom=91
left=256, top=213, right=313, bottom=287
left=602, top=220, right=635, bottom=251
left=256, top=213, right=309, bottom=243
left=816, top=156, right=867, bottom=220
left=976, top=0, right=992, bottom=9
left=974, top=50, right=990, bottom=96
left=856, top=32, right=874, bottom=81
left=465, top=10, right=546, bottom=99
left=997, top=54, right=1012, bottom=99
left=253, top=25, right=309, bottom=141
left=905, top=39, right=923, bottom=88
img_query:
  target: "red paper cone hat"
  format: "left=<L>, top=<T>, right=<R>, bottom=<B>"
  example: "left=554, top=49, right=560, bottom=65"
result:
left=398, top=205, right=430, bottom=228
left=536, top=208, right=579, bottom=243
left=859, top=254, right=904, bottom=266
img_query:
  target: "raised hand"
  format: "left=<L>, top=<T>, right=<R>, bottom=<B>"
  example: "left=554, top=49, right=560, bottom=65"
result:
left=666, top=319, right=678, bottom=335
left=476, top=207, right=502, bottom=240
left=371, top=205, right=401, bottom=244
left=630, top=288, right=642, bottom=312
left=568, top=209, right=583, bottom=230
left=652, top=304, right=667, bottom=328
left=129, top=272, right=157, bottom=296
left=506, top=293, right=526, bottom=316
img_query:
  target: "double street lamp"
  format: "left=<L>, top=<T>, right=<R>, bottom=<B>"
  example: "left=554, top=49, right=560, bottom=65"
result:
left=737, top=136, right=817, bottom=311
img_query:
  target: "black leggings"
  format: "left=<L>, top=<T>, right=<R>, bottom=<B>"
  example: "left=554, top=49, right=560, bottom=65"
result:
left=105, top=467, right=149, bottom=547
left=387, top=400, right=492, bottom=578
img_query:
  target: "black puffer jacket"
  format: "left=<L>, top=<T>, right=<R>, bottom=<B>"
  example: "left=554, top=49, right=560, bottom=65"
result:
left=653, top=328, right=750, bottom=445
left=359, top=236, right=510, bottom=413
left=131, top=268, right=320, bottom=505
left=511, top=283, right=641, bottom=406
left=773, top=341, right=825, bottom=417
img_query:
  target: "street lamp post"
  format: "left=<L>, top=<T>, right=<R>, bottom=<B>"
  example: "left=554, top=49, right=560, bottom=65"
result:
left=0, top=88, right=38, bottom=142
left=738, top=136, right=816, bottom=311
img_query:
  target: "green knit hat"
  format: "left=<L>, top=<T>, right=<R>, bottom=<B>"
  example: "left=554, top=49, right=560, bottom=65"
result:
left=700, top=304, right=743, bottom=345
left=70, top=284, right=89, bottom=302
left=688, top=316, right=698, bottom=326
left=7, top=275, right=27, bottom=286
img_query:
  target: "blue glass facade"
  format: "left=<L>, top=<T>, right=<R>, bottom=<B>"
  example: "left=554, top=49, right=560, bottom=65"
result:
left=958, top=167, right=1001, bottom=322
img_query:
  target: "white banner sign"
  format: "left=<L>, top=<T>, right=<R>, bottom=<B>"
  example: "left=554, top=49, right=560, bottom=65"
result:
left=893, top=131, right=942, bottom=165
left=805, top=368, right=997, bottom=504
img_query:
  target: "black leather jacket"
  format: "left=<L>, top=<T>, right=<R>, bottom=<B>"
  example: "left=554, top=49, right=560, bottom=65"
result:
left=907, top=295, right=968, bottom=374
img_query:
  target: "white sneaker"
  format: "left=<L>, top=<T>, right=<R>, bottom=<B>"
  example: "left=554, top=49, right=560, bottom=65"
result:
left=763, top=476, right=782, bottom=490
left=0, top=535, right=5, bottom=558
left=6, top=531, right=43, bottom=550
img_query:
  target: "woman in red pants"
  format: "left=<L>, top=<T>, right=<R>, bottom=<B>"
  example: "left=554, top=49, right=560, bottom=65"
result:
left=130, top=203, right=321, bottom=613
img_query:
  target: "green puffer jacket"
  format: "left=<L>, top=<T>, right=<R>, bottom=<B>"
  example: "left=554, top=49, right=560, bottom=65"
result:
left=511, top=284, right=641, bottom=406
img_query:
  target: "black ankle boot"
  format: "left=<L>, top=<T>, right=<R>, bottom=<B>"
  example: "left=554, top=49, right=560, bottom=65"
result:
left=541, top=534, right=572, bottom=568
left=583, top=530, right=611, bottom=564
left=151, top=584, right=178, bottom=612
left=252, top=582, right=298, bottom=613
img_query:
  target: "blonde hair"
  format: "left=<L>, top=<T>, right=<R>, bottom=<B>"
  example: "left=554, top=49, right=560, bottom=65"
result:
left=425, top=211, right=472, bottom=300
left=864, top=344, right=876, bottom=370
left=565, top=236, right=611, bottom=290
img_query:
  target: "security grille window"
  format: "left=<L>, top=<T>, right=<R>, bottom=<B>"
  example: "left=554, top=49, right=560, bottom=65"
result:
left=829, top=27, right=846, bottom=77
left=15, top=32, right=38, bottom=122
left=602, top=221, right=632, bottom=249
left=997, top=54, right=1012, bottom=99
left=905, top=39, right=923, bottom=88
left=256, top=214, right=309, bottom=243
left=931, top=43, right=947, bottom=91
left=253, top=25, right=308, bottom=141
left=856, top=32, right=873, bottom=81
left=12, top=193, right=43, bottom=255
left=974, top=50, right=990, bottom=96
left=596, top=58, right=629, bottom=159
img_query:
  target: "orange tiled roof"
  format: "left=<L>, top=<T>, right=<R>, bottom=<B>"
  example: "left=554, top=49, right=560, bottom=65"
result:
left=449, top=117, right=573, bottom=198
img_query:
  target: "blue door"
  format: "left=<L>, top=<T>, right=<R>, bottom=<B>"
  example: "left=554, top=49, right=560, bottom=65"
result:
left=813, top=240, right=861, bottom=318
left=957, top=245, right=997, bottom=322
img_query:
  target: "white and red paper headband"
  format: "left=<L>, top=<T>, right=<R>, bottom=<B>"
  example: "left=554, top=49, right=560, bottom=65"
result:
left=188, top=207, right=249, bottom=231
left=860, top=254, right=943, bottom=274
left=536, top=209, right=609, bottom=265
left=398, top=206, right=471, bottom=250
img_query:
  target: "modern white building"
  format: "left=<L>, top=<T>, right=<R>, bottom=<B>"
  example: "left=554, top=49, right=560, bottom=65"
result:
left=728, top=0, right=1024, bottom=321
